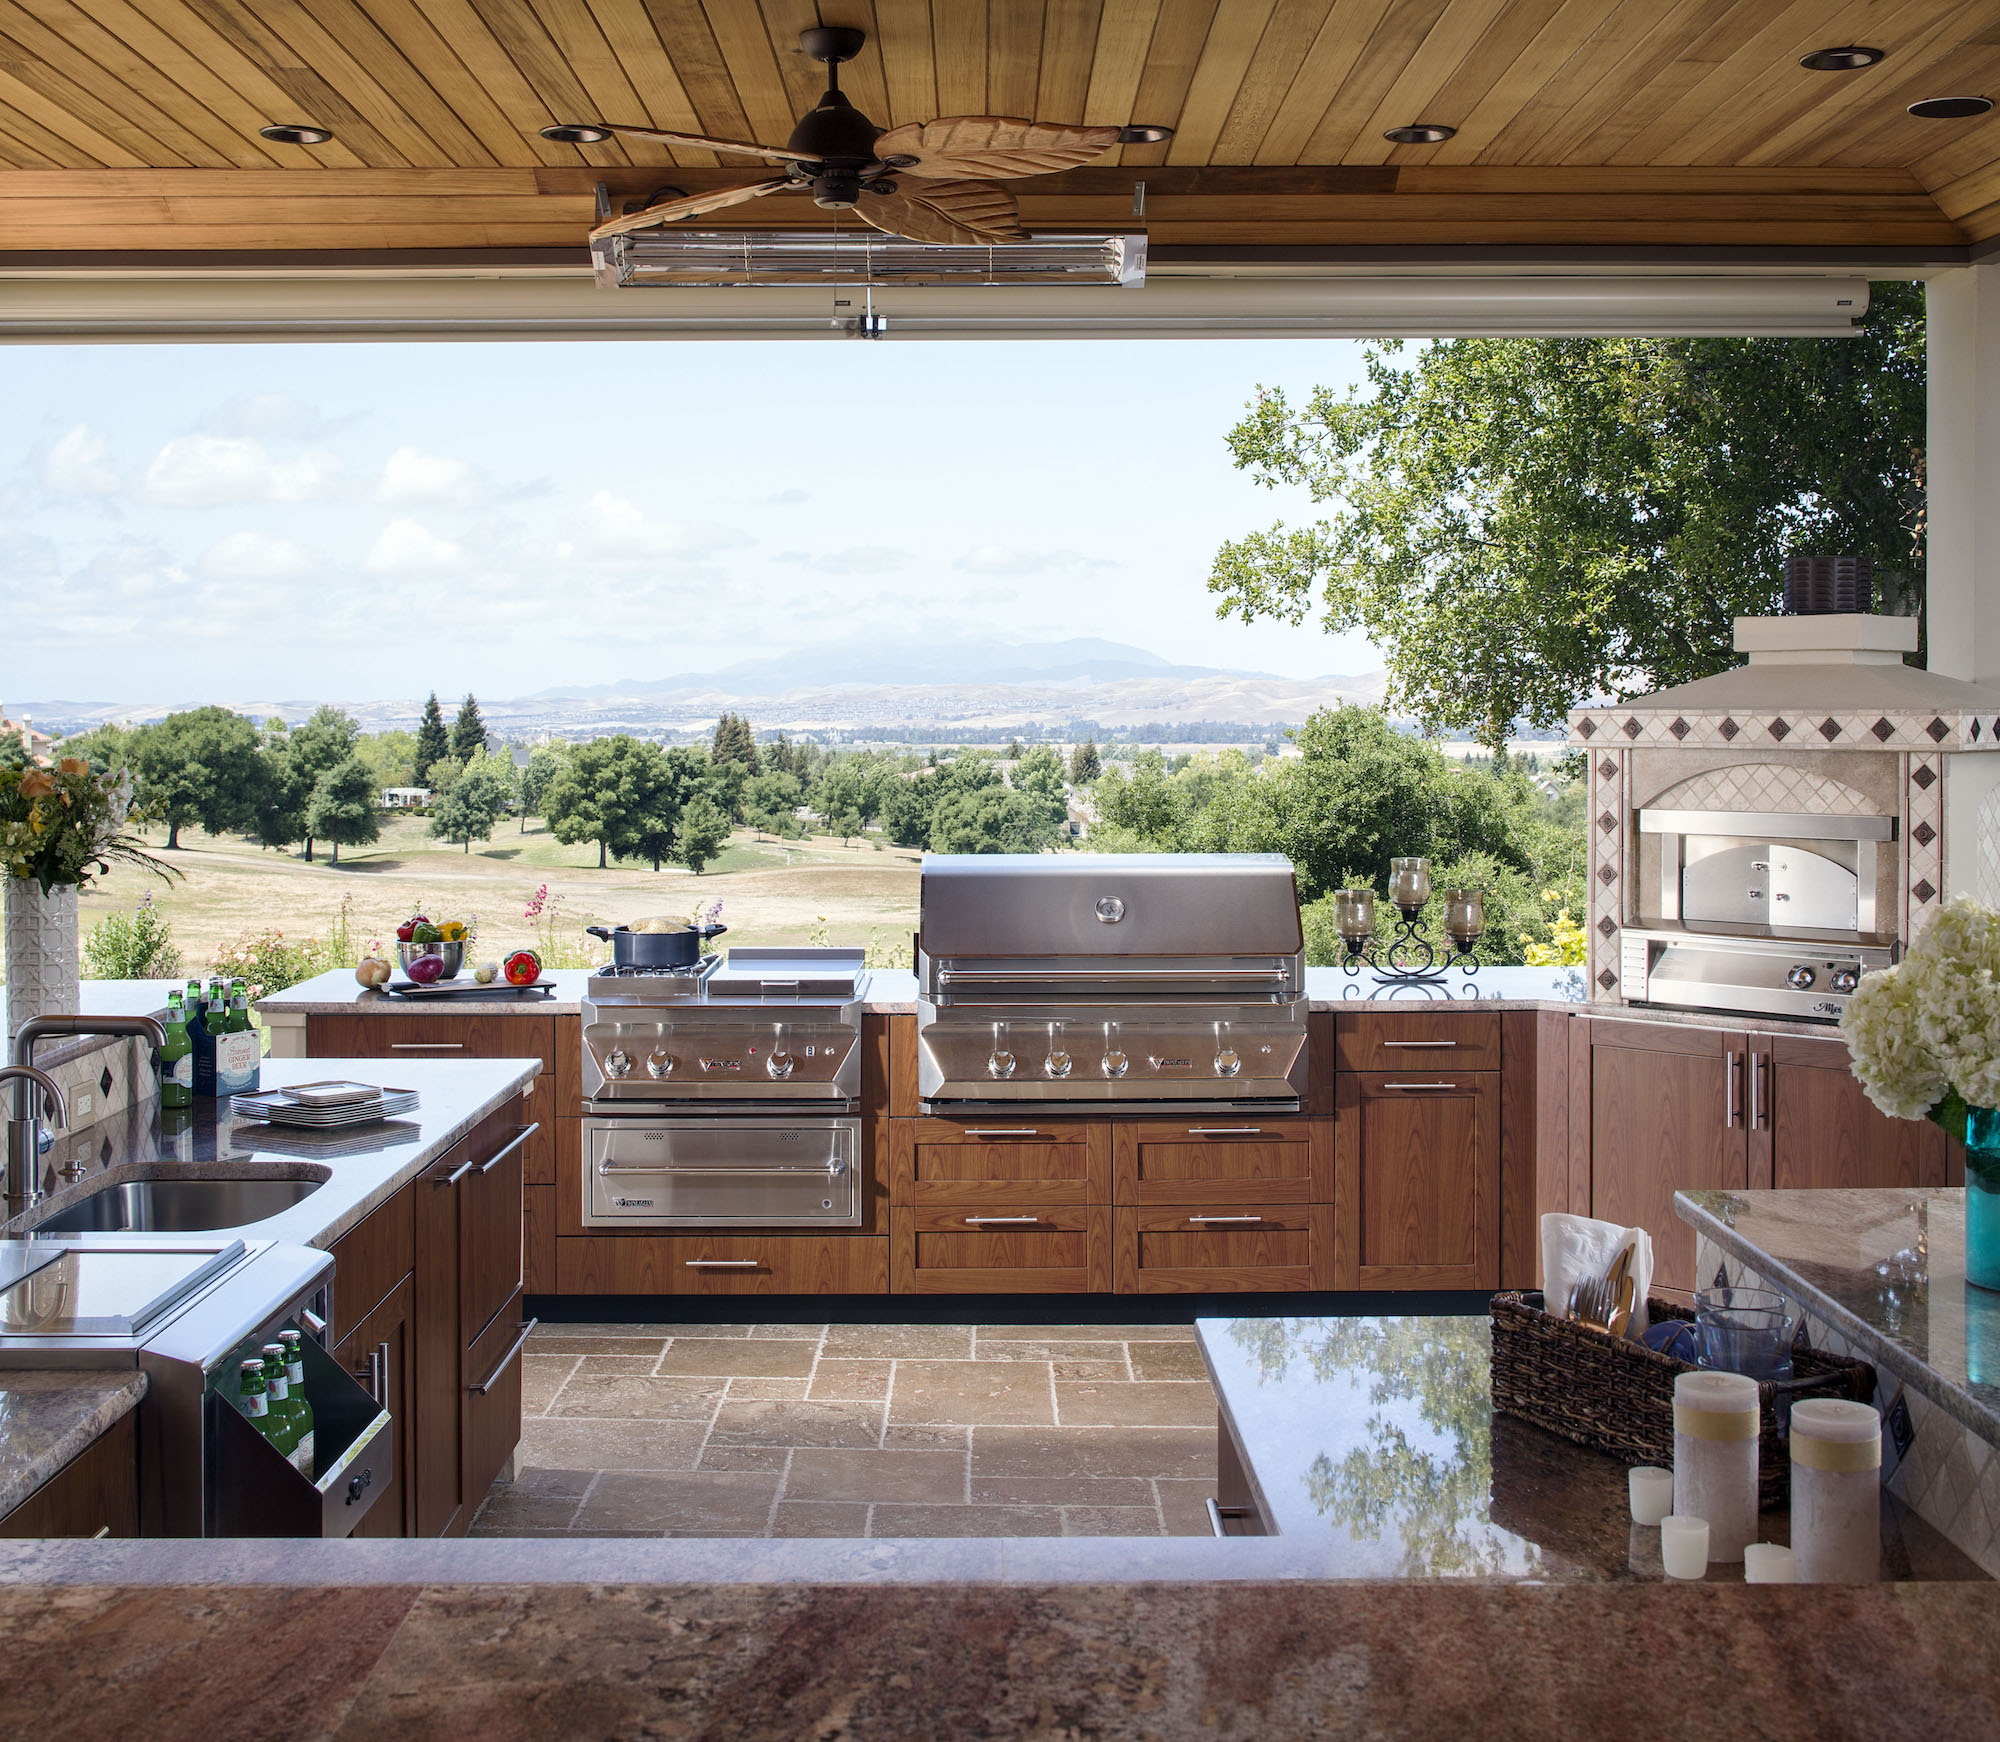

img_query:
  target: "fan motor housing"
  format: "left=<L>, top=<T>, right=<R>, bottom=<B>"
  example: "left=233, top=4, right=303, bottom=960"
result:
left=787, top=88, right=882, bottom=163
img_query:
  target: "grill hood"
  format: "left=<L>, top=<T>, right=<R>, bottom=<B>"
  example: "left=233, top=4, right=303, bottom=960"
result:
left=919, top=853, right=1303, bottom=959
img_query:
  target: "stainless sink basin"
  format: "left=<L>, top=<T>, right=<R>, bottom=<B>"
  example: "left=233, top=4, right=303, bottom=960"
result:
left=32, top=1176, right=326, bottom=1235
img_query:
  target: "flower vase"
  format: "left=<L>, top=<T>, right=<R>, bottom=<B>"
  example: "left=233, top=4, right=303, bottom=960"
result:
left=2, top=877, right=78, bottom=1047
left=1964, top=1108, right=2000, bottom=1294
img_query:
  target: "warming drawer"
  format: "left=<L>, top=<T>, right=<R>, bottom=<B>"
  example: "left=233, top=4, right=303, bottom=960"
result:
left=581, top=1116, right=862, bottom=1228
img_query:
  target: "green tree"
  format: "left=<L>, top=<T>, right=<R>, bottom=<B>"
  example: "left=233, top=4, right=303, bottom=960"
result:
left=710, top=711, right=760, bottom=773
left=130, top=707, right=266, bottom=849
left=628, top=746, right=706, bottom=872
left=355, top=728, right=418, bottom=791
left=542, top=735, right=691, bottom=871
left=675, top=793, right=730, bottom=873
left=1068, top=739, right=1101, bottom=783
left=930, top=785, right=1056, bottom=855
left=1210, top=285, right=1928, bottom=748
left=518, top=742, right=565, bottom=832
left=428, top=754, right=512, bottom=854
left=450, top=693, right=487, bottom=763
left=1010, top=745, right=1068, bottom=829
left=306, top=756, right=382, bottom=864
left=285, top=705, right=364, bottom=863
left=742, top=769, right=803, bottom=838
left=414, top=692, right=450, bottom=778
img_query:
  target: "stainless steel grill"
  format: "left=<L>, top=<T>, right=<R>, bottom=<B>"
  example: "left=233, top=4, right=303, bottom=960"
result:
left=916, top=854, right=1308, bottom=1113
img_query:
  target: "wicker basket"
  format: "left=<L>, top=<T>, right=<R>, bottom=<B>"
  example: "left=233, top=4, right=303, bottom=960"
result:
left=1489, top=1291, right=1876, bottom=1510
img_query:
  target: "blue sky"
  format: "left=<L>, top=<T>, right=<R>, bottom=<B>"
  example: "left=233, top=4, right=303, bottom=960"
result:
left=2, top=337, right=1376, bottom=704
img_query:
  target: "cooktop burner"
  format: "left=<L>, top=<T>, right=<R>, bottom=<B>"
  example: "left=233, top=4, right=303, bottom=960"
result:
left=593, top=956, right=720, bottom=980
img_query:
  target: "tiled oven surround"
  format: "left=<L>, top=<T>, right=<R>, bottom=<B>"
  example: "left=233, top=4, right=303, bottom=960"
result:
left=479, top=1322, right=1220, bottom=1540
left=1695, top=1232, right=2000, bottom=1579
left=1588, top=750, right=1627, bottom=996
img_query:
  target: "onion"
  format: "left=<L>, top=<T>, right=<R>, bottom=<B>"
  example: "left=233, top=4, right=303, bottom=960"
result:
left=405, top=952, right=446, bottom=985
left=355, top=957, right=392, bottom=989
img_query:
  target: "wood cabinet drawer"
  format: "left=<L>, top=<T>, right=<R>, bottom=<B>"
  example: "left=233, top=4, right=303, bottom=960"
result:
left=459, top=1113, right=528, bottom=1351
left=462, top=1288, right=530, bottom=1518
left=890, top=1118, right=1109, bottom=1207
left=892, top=1204, right=1110, bottom=1293
left=327, top=1181, right=413, bottom=1345
left=1335, top=1012, right=1501, bottom=1073
left=1112, top=1203, right=1328, bottom=1293
left=1112, top=1118, right=1323, bottom=1204
left=556, top=1234, right=891, bottom=1294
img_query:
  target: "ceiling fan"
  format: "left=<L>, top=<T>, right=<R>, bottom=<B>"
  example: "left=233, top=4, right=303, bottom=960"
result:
left=541, top=26, right=1172, bottom=249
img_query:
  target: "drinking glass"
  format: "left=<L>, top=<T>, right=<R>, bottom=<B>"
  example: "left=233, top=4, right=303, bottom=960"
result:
left=1695, top=1286, right=1796, bottom=1380
left=1389, top=857, right=1431, bottom=915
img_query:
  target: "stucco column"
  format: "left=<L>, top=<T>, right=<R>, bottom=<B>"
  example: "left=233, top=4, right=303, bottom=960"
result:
left=1925, top=265, right=2000, bottom=685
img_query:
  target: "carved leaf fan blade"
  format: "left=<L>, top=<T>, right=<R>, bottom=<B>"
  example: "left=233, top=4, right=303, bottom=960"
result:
left=593, top=124, right=813, bottom=164
left=854, top=179, right=1025, bottom=245
left=873, top=117, right=1121, bottom=179
left=589, top=178, right=793, bottom=242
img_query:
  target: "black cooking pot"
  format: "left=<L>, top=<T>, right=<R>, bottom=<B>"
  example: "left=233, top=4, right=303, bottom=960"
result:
left=585, top=922, right=727, bottom=968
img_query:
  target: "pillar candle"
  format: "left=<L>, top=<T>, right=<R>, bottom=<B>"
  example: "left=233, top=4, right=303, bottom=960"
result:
left=1789, top=1398, right=1881, bottom=1583
left=1674, top=1369, right=1760, bottom=1562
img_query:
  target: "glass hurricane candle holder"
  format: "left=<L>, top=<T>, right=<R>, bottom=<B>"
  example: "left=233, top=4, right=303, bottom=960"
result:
left=1389, top=856, right=1431, bottom=916
left=1334, top=888, right=1376, bottom=944
left=1443, top=889, right=1486, bottom=951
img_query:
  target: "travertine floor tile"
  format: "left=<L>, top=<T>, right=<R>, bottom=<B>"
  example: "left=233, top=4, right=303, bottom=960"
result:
left=741, top=1323, right=830, bottom=1340
left=724, top=1376, right=812, bottom=1400
left=1056, top=1380, right=1214, bottom=1428
left=659, top=1338, right=818, bottom=1378
left=977, top=1324, right=1194, bottom=1341
left=469, top=1467, right=590, bottom=1532
left=808, top=1358, right=892, bottom=1401
left=548, top=1373, right=726, bottom=1419
left=971, top=1426, right=1215, bottom=1482
left=882, top=1423, right=970, bottom=1452
left=973, top=1340, right=1124, bottom=1362
left=1128, top=1343, right=1210, bottom=1382
left=787, top=1448, right=968, bottom=1505
left=889, top=1360, right=1055, bottom=1426
left=708, top=1398, right=885, bottom=1448
left=525, top=1334, right=670, bottom=1356
left=971, top=1475, right=1156, bottom=1507
left=1155, top=1477, right=1224, bottom=1536
left=573, top=1471, right=780, bottom=1536
left=529, top=1323, right=679, bottom=1338
left=517, top=1417, right=710, bottom=1472
left=520, top=1354, right=577, bottom=1416
left=1061, top=1505, right=1163, bottom=1537
left=771, top=1500, right=872, bottom=1537
left=568, top=1354, right=660, bottom=1379
left=697, top=1444, right=791, bottom=1473
left=823, top=1323, right=973, bottom=1359
left=1050, top=1358, right=1130, bottom=1382
left=870, top=1503, right=1062, bottom=1538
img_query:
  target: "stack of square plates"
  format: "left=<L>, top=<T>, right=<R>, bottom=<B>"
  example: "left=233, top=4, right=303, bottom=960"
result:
left=232, top=1081, right=419, bottom=1129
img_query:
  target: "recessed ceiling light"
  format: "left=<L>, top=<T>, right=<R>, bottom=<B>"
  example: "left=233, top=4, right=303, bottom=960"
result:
left=1909, top=96, right=1994, bottom=119
left=1800, top=45, right=1885, bottom=72
left=1384, top=123, right=1455, bottom=144
left=540, top=122, right=614, bottom=144
left=1117, top=125, right=1173, bottom=144
left=258, top=123, right=332, bottom=145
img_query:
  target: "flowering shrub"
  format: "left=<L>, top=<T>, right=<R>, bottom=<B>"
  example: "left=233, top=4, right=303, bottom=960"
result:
left=1842, top=895, right=2000, bottom=1126
left=208, top=895, right=359, bottom=998
left=83, top=889, right=184, bottom=980
left=524, top=882, right=601, bottom=969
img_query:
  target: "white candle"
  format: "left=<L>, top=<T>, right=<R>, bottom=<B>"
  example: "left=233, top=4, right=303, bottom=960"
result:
left=1660, top=1515, right=1709, bottom=1579
left=1789, top=1398, right=1881, bottom=1584
left=1628, top=1465, right=1673, bottom=1526
left=1743, top=1543, right=1796, bottom=1583
left=1674, top=1370, right=1760, bottom=1562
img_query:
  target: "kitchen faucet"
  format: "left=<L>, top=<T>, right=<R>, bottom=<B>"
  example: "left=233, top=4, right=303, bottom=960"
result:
left=7, top=1014, right=166, bottom=1218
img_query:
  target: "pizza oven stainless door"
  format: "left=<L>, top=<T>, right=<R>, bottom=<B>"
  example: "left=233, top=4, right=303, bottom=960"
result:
left=1638, top=808, right=1895, bottom=940
left=581, top=1116, right=861, bottom=1228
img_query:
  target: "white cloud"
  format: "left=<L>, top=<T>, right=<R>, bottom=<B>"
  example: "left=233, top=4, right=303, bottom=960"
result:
left=141, top=435, right=340, bottom=505
left=202, top=530, right=311, bottom=580
left=773, top=544, right=911, bottom=575
left=200, top=393, right=329, bottom=439
left=43, top=425, right=122, bottom=495
left=363, top=517, right=467, bottom=576
left=955, top=545, right=1112, bottom=576
left=376, top=446, right=480, bottom=508
left=554, top=490, right=745, bottom=568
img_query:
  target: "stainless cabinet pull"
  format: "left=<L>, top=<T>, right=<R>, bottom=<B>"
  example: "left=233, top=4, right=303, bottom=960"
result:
left=1205, top=1498, right=1252, bottom=1536
left=1382, top=1081, right=1456, bottom=1091
left=1189, top=1214, right=1262, bottom=1224
left=1186, top=1126, right=1261, bottom=1136
left=1750, top=1052, right=1766, bottom=1130
left=478, top=1121, right=541, bottom=1174
left=471, top=1318, right=538, bottom=1395
left=298, top=1307, right=327, bottom=1337
left=390, top=1041, right=464, bottom=1049
left=1382, top=1040, right=1456, bottom=1048
left=91, top=1525, right=111, bottom=1539
left=961, top=1127, right=1040, bottom=1137
left=965, top=1215, right=1041, bottom=1224
left=1726, top=1050, right=1741, bottom=1128
left=353, top=1342, right=388, bottom=1405
left=685, top=1258, right=761, bottom=1268
left=439, top=1153, right=479, bottom=1187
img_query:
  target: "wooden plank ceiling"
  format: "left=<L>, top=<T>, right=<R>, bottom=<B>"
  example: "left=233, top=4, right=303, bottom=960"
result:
left=4, top=0, right=2000, bottom=257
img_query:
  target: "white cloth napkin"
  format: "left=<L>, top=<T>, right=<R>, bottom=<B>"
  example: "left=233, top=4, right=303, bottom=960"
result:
left=1540, top=1212, right=1655, bottom=1337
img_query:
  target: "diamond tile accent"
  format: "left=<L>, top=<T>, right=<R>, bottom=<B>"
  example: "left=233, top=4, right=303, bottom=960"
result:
left=1818, top=717, right=1841, bottom=741
left=1669, top=717, right=1690, bottom=740
left=1577, top=717, right=1597, bottom=739
left=1597, top=864, right=1616, bottom=886
left=1598, top=758, right=1617, bottom=779
left=1622, top=717, right=1642, bottom=739
left=99, top=1136, right=113, bottom=1163
left=1646, top=763, right=1870, bottom=817
left=1914, top=764, right=1937, bottom=790
left=98, top=1065, right=113, bottom=1095
left=1914, top=879, right=1937, bottom=904
left=1768, top=717, right=1791, bottom=741
left=1913, top=821, right=1936, bottom=847
left=1597, top=968, right=1617, bottom=990
left=1597, top=916, right=1616, bottom=938
left=1928, top=717, right=1950, bottom=742
left=1598, top=810, right=1618, bottom=834
left=1975, top=719, right=1985, bottom=743
left=1873, top=717, right=1895, bottom=742
left=1719, top=717, right=1739, bottom=741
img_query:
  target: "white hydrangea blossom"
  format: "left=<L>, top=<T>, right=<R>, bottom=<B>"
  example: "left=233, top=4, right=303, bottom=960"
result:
left=1842, top=895, right=2000, bottom=1118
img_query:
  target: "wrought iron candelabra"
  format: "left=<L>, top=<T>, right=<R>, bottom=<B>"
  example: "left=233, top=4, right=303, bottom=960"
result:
left=1334, top=862, right=1485, bottom=986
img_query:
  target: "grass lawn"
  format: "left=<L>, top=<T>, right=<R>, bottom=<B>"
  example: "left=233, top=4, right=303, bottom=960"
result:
left=67, top=813, right=921, bottom=977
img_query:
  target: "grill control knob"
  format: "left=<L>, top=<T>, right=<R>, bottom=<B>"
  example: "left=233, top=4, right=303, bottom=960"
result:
left=768, top=1049, right=797, bottom=1080
left=988, top=1049, right=1018, bottom=1080
left=1101, top=1049, right=1129, bottom=1079
left=604, top=1047, right=632, bottom=1080
left=1214, top=1048, right=1242, bottom=1078
left=1785, top=965, right=1817, bottom=991
left=645, top=1049, right=675, bottom=1080
left=1830, top=966, right=1861, bottom=994
left=1045, top=1049, right=1073, bottom=1079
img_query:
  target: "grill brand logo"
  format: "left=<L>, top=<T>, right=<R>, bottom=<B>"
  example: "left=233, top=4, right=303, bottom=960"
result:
left=699, top=1058, right=743, bottom=1072
left=613, top=1196, right=656, bottom=1208
left=1150, top=1057, right=1192, bottom=1070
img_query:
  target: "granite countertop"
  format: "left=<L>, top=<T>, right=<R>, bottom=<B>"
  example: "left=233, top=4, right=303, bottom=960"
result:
left=0, top=1057, right=541, bottom=1252
left=0, top=1369, right=146, bottom=1519
left=1197, top=1315, right=1983, bottom=1582
left=1677, top=1188, right=2000, bottom=1450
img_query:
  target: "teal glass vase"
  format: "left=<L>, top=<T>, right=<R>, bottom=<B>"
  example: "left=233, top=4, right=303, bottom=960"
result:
left=1965, top=1107, right=2000, bottom=1293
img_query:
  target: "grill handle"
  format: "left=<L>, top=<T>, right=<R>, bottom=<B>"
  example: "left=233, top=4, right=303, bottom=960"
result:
left=936, top=966, right=1294, bottom=986
left=600, top=1160, right=845, bottom=1177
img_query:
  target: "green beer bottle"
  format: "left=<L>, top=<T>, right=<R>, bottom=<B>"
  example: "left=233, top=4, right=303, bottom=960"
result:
left=238, top=1357, right=273, bottom=1431
left=159, top=994, right=193, bottom=1109
left=278, top=1329, right=314, bottom=1472
left=258, top=1343, right=300, bottom=1457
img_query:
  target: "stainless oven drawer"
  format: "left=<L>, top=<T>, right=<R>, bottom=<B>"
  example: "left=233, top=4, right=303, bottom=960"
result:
left=582, top=1117, right=862, bottom=1228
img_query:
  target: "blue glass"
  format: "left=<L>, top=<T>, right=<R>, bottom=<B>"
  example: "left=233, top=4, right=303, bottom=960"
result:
left=1964, top=1106, right=2000, bottom=1293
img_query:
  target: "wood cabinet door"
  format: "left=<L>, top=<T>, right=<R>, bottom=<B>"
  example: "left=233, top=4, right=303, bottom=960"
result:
left=1112, top=1203, right=1325, bottom=1293
left=460, top=1116, right=529, bottom=1352
left=334, top=1274, right=413, bottom=1538
left=1584, top=1023, right=1746, bottom=1296
left=1111, top=1118, right=1321, bottom=1205
left=1335, top=1072, right=1499, bottom=1290
left=413, top=1142, right=465, bottom=1539
left=893, top=1204, right=1110, bottom=1293
left=1765, top=1036, right=1948, bottom=1191
left=889, top=1118, right=1109, bottom=1208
